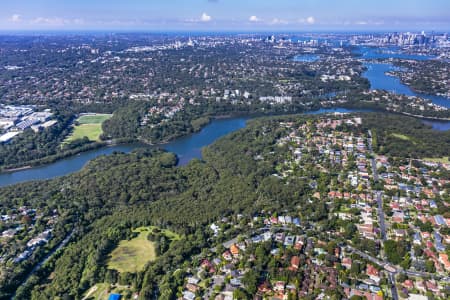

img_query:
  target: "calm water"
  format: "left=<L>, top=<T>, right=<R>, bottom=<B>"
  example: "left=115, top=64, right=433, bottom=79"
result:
left=0, top=144, right=146, bottom=188
left=422, top=119, right=450, bottom=131
left=357, top=46, right=450, bottom=108
left=305, top=107, right=373, bottom=115
left=164, top=117, right=247, bottom=165
left=355, top=46, right=436, bottom=61
left=0, top=117, right=248, bottom=187
left=358, top=47, right=450, bottom=131
left=363, top=62, right=450, bottom=109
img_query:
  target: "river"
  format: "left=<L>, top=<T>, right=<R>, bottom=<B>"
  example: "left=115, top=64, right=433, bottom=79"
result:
left=0, top=117, right=247, bottom=187
left=1, top=49, right=449, bottom=187
left=356, top=46, right=450, bottom=109
left=0, top=109, right=376, bottom=187
left=362, top=62, right=450, bottom=109
left=355, top=46, right=436, bottom=61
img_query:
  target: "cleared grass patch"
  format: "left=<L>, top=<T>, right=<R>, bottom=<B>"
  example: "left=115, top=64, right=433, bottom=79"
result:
left=107, top=229, right=156, bottom=273
left=391, top=133, right=411, bottom=141
left=82, top=283, right=109, bottom=300
left=64, top=114, right=112, bottom=143
left=66, top=124, right=103, bottom=142
left=82, top=283, right=134, bottom=300
left=77, top=114, right=112, bottom=124
left=106, top=226, right=180, bottom=274
left=146, top=226, right=181, bottom=241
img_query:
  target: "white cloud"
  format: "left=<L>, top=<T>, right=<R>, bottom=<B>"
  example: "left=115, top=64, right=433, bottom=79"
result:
left=31, top=17, right=68, bottom=26
left=30, top=17, right=85, bottom=27
left=306, top=16, right=315, bottom=24
left=73, top=18, right=85, bottom=25
left=269, top=18, right=288, bottom=25
left=9, top=14, right=21, bottom=23
left=249, top=15, right=260, bottom=22
left=354, top=20, right=385, bottom=26
left=298, top=16, right=316, bottom=25
left=200, top=12, right=212, bottom=22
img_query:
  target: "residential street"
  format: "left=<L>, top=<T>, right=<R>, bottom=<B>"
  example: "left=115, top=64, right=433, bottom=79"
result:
left=368, top=130, right=398, bottom=300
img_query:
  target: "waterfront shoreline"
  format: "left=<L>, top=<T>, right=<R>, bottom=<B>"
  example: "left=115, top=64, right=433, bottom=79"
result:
left=2, top=165, right=32, bottom=173
left=1, top=107, right=449, bottom=185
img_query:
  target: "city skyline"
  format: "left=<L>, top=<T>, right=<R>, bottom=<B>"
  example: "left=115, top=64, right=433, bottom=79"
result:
left=0, top=0, right=449, bottom=32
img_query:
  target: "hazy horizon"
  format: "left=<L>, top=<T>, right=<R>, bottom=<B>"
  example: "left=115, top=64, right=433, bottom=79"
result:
left=0, top=29, right=448, bottom=36
left=1, top=0, right=449, bottom=32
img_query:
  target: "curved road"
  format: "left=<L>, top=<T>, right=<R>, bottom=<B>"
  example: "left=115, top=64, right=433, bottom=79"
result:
left=11, top=230, right=74, bottom=300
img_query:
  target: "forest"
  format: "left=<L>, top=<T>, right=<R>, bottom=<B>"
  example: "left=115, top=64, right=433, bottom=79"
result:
left=360, top=113, right=450, bottom=158
left=0, top=112, right=449, bottom=299
left=1, top=115, right=307, bottom=299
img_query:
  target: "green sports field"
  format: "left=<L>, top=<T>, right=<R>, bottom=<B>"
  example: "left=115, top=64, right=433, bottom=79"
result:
left=77, top=114, right=113, bottom=125
left=65, top=114, right=112, bottom=143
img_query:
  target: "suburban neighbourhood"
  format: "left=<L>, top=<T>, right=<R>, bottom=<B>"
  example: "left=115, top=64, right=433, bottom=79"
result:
left=172, top=115, right=449, bottom=300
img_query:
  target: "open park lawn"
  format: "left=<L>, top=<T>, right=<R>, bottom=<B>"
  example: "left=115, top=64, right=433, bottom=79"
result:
left=65, top=114, right=112, bottom=142
left=107, top=228, right=156, bottom=273
left=77, top=114, right=112, bottom=124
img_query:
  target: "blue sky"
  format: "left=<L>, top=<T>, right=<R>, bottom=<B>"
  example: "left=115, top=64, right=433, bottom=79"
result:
left=1, top=0, right=449, bottom=31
